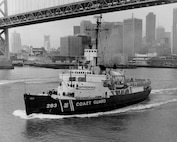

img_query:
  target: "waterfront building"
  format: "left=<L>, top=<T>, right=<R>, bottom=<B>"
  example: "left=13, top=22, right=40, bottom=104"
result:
left=129, top=53, right=157, bottom=66
left=44, top=35, right=50, bottom=51
left=173, top=8, right=177, bottom=54
left=123, top=18, right=142, bottom=58
left=32, top=47, right=46, bottom=56
left=22, top=45, right=31, bottom=55
left=11, top=31, right=22, bottom=53
left=146, top=12, right=156, bottom=47
left=73, top=26, right=80, bottom=35
left=60, top=36, right=82, bottom=57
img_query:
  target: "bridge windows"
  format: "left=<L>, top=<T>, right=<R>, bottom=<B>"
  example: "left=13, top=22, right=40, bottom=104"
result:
left=69, top=77, right=76, bottom=81
left=78, top=77, right=86, bottom=82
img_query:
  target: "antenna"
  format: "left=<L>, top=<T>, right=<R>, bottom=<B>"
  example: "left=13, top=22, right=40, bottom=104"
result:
left=94, top=14, right=102, bottom=50
left=132, top=13, right=135, bottom=56
left=94, top=14, right=102, bottom=66
left=85, top=14, right=108, bottom=66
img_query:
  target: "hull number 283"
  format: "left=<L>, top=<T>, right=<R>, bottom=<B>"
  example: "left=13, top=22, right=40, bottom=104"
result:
left=46, top=103, right=57, bottom=108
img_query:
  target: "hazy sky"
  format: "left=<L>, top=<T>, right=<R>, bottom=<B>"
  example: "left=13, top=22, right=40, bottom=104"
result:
left=9, top=2, right=177, bottom=50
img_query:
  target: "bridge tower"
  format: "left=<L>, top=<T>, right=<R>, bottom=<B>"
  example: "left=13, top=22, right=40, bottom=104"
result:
left=0, top=0, right=13, bottom=69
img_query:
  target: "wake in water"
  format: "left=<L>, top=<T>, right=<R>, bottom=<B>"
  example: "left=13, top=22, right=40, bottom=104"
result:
left=0, top=79, right=24, bottom=85
left=0, top=77, right=59, bottom=85
left=151, top=87, right=177, bottom=94
left=13, top=98, right=177, bottom=120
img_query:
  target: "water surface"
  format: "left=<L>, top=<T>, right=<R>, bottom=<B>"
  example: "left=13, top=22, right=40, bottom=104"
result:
left=1, top=66, right=177, bottom=142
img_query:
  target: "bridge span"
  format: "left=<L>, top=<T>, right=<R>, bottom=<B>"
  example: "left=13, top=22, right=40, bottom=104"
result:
left=0, top=0, right=177, bottom=29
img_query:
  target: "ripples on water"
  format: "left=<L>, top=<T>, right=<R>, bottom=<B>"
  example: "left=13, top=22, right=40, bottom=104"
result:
left=1, top=67, right=177, bottom=142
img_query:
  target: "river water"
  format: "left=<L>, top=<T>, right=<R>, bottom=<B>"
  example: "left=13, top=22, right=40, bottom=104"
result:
left=1, top=66, right=177, bottom=142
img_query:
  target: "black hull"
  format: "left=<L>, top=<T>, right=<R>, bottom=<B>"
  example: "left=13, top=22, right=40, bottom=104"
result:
left=24, top=89, right=151, bottom=115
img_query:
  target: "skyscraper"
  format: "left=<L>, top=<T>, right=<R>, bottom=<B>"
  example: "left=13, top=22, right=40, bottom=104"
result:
left=73, top=26, right=80, bottom=35
left=44, top=35, right=50, bottom=50
left=164, top=32, right=171, bottom=50
left=146, top=12, right=156, bottom=47
left=77, top=34, right=91, bottom=54
left=156, top=26, right=165, bottom=43
left=60, top=36, right=82, bottom=57
left=173, top=8, right=177, bottom=54
left=123, top=18, right=142, bottom=57
left=80, top=20, right=95, bottom=39
left=98, top=22, right=123, bottom=65
left=11, top=31, right=22, bottom=53
left=79, top=20, right=124, bottom=65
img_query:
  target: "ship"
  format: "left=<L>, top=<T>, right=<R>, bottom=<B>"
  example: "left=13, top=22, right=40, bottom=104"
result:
left=12, top=59, right=24, bottom=67
left=23, top=15, right=151, bottom=116
left=24, top=68, right=151, bottom=115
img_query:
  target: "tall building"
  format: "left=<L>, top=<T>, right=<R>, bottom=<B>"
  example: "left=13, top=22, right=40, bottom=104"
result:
left=123, top=18, right=142, bottom=57
left=60, top=35, right=91, bottom=57
left=156, top=26, right=165, bottom=43
left=98, top=22, right=123, bottom=65
left=77, top=35, right=91, bottom=54
left=60, top=36, right=82, bottom=57
left=11, top=31, right=22, bottom=53
left=80, top=20, right=95, bottom=38
left=146, top=12, right=156, bottom=47
left=44, top=35, right=50, bottom=50
left=73, top=26, right=80, bottom=35
left=173, top=8, right=177, bottom=54
left=164, top=32, right=171, bottom=49
left=79, top=20, right=124, bottom=65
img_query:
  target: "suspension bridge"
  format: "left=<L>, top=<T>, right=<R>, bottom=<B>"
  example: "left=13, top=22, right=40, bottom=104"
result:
left=0, top=0, right=177, bottom=68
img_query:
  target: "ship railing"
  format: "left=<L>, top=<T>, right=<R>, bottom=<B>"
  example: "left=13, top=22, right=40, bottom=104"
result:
left=126, top=79, right=151, bottom=87
left=110, top=88, right=131, bottom=96
left=75, top=96, right=103, bottom=100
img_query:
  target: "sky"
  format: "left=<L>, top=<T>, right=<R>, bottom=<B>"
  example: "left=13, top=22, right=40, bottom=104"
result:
left=8, top=2, right=177, bottom=50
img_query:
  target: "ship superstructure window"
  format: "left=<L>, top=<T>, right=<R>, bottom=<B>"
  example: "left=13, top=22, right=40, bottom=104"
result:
left=71, top=70, right=92, bottom=75
left=69, top=77, right=76, bottom=81
left=70, top=84, right=75, bottom=87
left=78, top=77, right=86, bottom=82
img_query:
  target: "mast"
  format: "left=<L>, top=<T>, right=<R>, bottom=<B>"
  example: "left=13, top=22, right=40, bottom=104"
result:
left=132, top=13, right=135, bottom=56
left=94, top=14, right=102, bottom=66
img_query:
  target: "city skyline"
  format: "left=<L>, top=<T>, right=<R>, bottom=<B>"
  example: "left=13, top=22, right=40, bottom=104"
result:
left=9, top=3, right=177, bottom=49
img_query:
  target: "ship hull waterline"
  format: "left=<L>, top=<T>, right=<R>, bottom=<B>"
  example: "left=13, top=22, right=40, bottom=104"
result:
left=24, top=89, right=151, bottom=116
